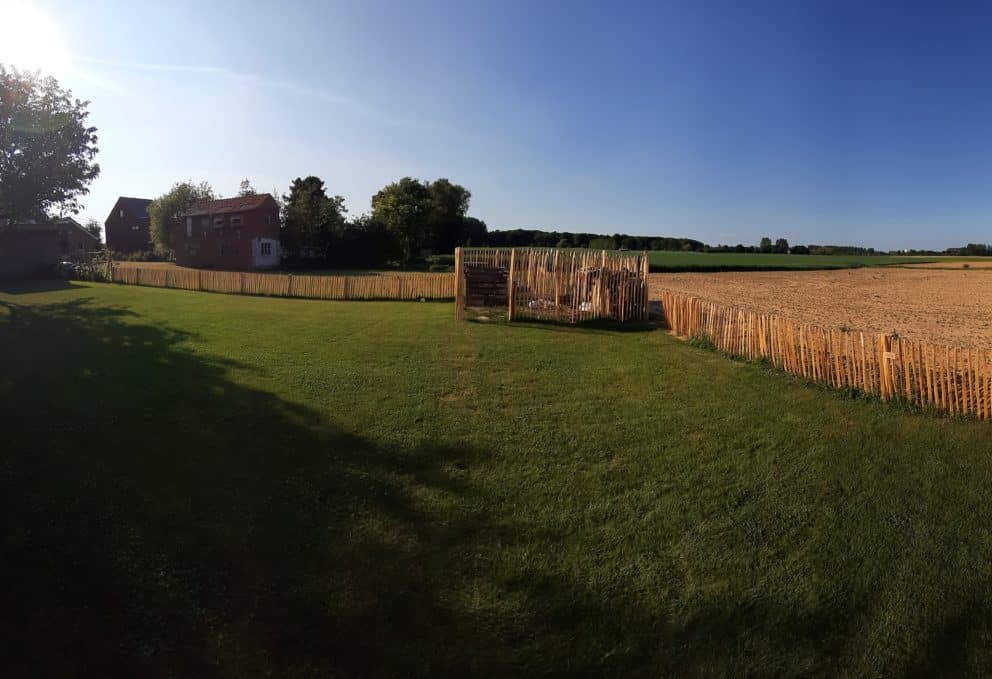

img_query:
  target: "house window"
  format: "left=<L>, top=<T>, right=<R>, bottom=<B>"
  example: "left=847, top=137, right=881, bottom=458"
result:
left=266, top=215, right=272, bottom=225
left=201, top=217, right=210, bottom=228
left=186, top=217, right=192, bottom=237
left=214, top=217, right=224, bottom=227
left=130, top=225, right=140, bottom=231
left=260, top=242, right=272, bottom=256
left=230, top=215, right=242, bottom=226
left=119, top=209, right=124, bottom=218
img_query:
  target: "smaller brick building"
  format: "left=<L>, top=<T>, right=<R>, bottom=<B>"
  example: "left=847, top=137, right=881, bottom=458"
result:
left=0, top=218, right=99, bottom=278
left=173, top=194, right=281, bottom=270
left=105, top=197, right=152, bottom=254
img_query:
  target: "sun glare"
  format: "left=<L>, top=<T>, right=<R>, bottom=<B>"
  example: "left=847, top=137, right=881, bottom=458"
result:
left=0, top=3, right=69, bottom=76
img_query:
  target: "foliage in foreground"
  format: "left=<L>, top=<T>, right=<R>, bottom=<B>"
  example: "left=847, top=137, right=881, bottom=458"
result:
left=0, top=65, right=100, bottom=223
left=4, top=283, right=992, bottom=676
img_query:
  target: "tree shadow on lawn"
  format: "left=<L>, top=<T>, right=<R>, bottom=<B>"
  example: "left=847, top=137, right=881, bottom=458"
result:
left=0, top=278, right=74, bottom=294
left=3, top=293, right=989, bottom=676
left=0, top=295, right=512, bottom=676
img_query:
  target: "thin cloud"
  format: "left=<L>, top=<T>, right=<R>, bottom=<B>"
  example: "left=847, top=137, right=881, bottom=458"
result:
left=72, top=55, right=440, bottom=130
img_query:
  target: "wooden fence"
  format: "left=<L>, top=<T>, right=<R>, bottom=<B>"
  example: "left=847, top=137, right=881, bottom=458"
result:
left=659, top=289, right=992, bottom=419
left=455, top=247, right=650, bottom=323
left=110, top=265, right=454, bottom=301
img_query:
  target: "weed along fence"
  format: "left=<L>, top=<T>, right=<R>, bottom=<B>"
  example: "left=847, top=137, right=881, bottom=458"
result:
left=110, top=264, right=454, bottom=301
left=454, top=247, right=650, bottom=323
left=659, top=289, right=992, bottom=420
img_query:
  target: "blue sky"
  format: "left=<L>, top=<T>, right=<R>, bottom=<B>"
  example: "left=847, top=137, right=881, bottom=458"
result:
left=4, top=0, right=992, bottom=249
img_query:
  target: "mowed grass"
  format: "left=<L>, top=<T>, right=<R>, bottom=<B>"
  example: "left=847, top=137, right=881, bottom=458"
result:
left=5, top=282, right=992, bottom=676
left=647, top=250, right=957, bottom=271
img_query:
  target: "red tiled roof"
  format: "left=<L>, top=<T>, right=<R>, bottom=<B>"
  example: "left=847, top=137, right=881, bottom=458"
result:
left=185, top=194, right=273, bottom=217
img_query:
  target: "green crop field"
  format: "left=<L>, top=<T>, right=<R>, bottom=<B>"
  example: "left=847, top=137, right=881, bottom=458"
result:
left=646, top=250, right=962, bottom=271
left=5, top=281, right=992, bottom=676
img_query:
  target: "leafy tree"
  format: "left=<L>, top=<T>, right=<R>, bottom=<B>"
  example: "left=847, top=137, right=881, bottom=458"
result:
left=148, top=180, right=215, bottom=252
left=371, top=177, right=432, bottom=263
left=281, top=176, right=347, bottom=260
left=0, top=66, right=100, bottom=225
left=427, top=178, right=471, bottom=252
left=461, top=216, right=488, bottom=247
left=791, top=244, right=810, bottom=254
left=758, top=237, right=773, bottom=253
left=84, top=218, right=102, bottom=243
left=774, top=238, right=790, bottom=254
left=238, top=178, right=257, bottom=197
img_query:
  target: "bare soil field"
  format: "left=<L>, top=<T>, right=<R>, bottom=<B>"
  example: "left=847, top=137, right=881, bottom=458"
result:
left=651, top=267, right=992, bottom=347
left=899, top=261, right=992, bottom=269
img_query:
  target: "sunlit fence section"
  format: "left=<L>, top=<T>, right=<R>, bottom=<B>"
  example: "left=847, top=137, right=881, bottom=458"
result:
left=455, top=247, right=650, bottom=323
left=659, top=289, right=992, bottom=419
left=110, top=264, right=454, bottom=301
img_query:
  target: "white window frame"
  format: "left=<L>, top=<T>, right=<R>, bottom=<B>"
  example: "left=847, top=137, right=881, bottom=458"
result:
left=185, top=217, right=192, bottom=237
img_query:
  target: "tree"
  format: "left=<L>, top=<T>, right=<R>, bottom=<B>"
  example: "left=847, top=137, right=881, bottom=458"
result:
left=238, top=178, right=257, bottom=197
left=148, top=180, right=215, bottom=252
left=462, top=216, right=488, bottom=247
left=84, top=218, right=102, bottom=243
left=426, top=178, right=471, bottom=252
left=281, top=176, right=347, bottom=260
left=758, top=237, right=773, bottom=253
left=0, top=66, right=100, bottom=225
left=371, top=177, right=432, bottom=263
left=774, top=238, right=790, bottom=254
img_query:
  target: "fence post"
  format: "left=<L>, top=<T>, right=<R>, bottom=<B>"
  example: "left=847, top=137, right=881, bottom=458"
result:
left=642, top=251, right=650, bottom=321
left=454, top=247, right=464, bottom=319
left=507, top=248, right=517, bottom=321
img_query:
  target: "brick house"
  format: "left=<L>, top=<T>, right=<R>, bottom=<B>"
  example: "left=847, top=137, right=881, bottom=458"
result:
left=104, top=197, right=152, bottom=254
left=0, top=218, right=99, bottom=278
left=173, top=194, right=281, bottom=270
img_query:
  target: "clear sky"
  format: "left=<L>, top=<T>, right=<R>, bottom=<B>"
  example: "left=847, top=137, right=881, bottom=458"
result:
left=3, top=0, right=992, bottom=250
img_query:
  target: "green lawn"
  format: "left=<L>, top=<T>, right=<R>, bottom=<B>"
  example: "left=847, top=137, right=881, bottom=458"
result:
left=647, top=250, right=960, bottom=271
left=5, top=282, right=992, bottom=676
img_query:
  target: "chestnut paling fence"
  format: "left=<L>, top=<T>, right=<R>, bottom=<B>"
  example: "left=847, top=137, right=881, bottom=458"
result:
left=455, top=247, right=650, bottom=323
left=110, top=264, right=454, bottom=300
left=659, top=289, right=992, bottom=419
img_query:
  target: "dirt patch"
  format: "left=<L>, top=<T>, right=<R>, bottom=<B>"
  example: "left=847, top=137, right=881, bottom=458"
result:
left=650, top=268, right=992, bottom=348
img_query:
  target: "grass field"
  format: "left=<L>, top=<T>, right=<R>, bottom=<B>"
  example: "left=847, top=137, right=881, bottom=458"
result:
left=5, top=282, right=992, bottom=676
left=647, top=251, right=954, bottom=271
